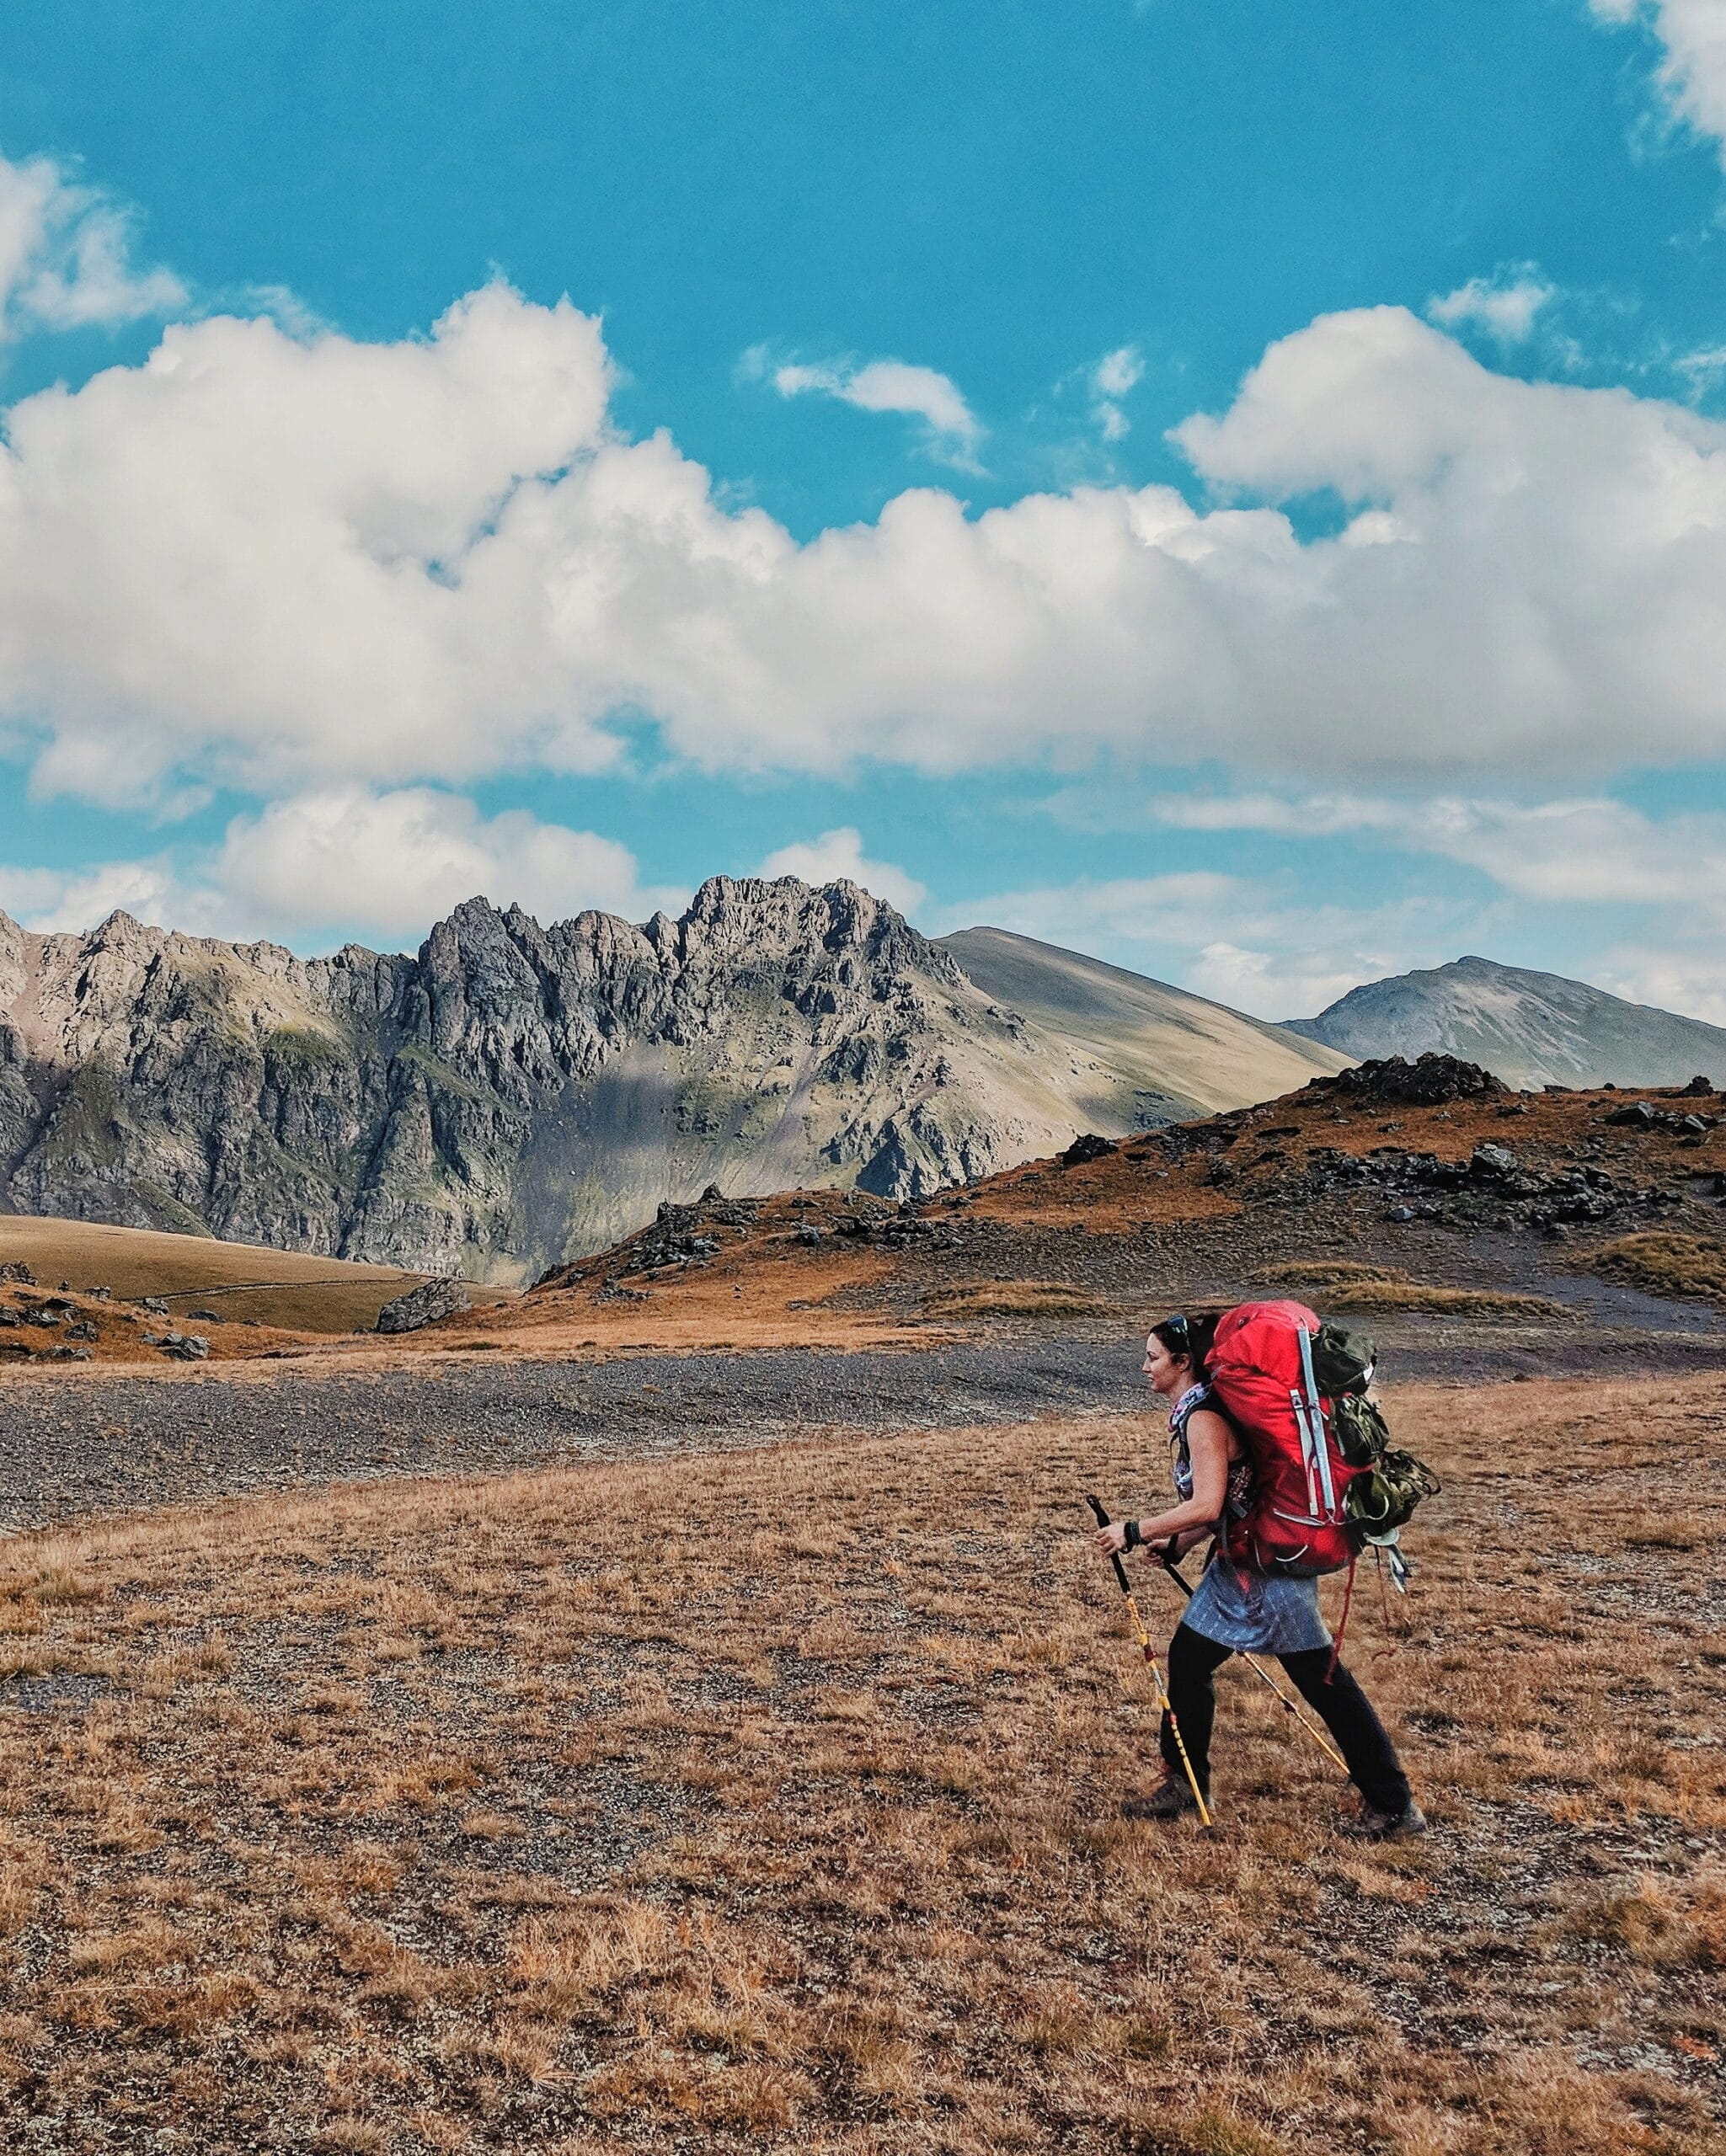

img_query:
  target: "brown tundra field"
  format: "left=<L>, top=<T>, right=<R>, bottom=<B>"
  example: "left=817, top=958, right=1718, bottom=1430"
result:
left=0, top=1373, right=1722, bottom=2155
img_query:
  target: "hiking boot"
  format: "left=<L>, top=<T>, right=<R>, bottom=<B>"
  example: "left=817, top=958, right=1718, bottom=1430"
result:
left=1122, top=1775, right=1203, bottom=1821
left=1344, top=1798, right=1428, bottom=1842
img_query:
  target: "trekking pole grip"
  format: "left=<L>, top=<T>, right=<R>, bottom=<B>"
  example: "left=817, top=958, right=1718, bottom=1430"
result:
left=1083, top=1493, right=1133, bottom=1598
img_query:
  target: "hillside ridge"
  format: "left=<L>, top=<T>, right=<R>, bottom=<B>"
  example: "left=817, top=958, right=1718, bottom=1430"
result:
left=1288, top=953, right=1726, bottom=1089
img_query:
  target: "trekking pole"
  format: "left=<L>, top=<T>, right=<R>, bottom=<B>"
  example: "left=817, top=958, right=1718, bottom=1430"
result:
left=1083, top=1496, right=1213, bottom=1830
left=1153, top=1549, right=1348, bottom=1774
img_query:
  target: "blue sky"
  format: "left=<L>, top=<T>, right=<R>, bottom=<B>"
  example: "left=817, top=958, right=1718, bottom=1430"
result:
left=2, top=0, right=1725, bottom=1020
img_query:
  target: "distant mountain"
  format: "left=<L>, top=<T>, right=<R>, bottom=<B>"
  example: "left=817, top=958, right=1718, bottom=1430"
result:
left=938, top=926, right=1345, bottom=1129
left=0, top=882, right=1344, bottom=1280
left=1286, top=955, right=1726, bottom=1090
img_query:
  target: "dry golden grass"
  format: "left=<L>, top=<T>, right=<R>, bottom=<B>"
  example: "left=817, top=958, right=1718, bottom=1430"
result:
left=0, top=1214, right=473, bottom=1333
left=1588, top=1231, right=1726, bottom=1304
left=1263, top=1261, right=1567, bottom=1320
left=922, top=1279, right=1113, bottom=1321
left=1263, top=1259, right=1404, bottom=1289
left=1314, top=1280, right=1568, bottom=1319
left=0, top=1377, right=1721, bottom=2152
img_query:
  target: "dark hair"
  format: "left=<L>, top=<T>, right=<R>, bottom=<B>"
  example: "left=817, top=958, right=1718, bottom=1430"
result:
left=1148, top=1310, right=1221, bottom=1376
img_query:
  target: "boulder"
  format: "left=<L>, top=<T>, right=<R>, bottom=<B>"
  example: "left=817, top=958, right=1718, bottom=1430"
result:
left=1060, top=1133, right=1116, bottom=1168
left=1324, top=1054, right=1506, bottom=1109
left=1468, top=1142, right=1520, bottom=1182
left=375, top=1278, right=473, bottom=1334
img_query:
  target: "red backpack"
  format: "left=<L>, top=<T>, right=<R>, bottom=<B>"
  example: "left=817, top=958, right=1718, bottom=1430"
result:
left=1207, top=1299, right=1363, bottom=1577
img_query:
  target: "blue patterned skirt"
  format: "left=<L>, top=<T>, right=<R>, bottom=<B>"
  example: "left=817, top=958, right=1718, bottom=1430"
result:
left=1181, top=1550, right=1332, bottom=1655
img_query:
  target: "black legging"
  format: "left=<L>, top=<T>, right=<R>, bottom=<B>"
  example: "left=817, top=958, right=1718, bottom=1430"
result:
left=1159, top=1622, right=1412, bottom=1814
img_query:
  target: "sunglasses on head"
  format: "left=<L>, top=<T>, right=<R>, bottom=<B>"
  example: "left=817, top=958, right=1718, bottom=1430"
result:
left=1146, top=1313, right=1189, bottom=1352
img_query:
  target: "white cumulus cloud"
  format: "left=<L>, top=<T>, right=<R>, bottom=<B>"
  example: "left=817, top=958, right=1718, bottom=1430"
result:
left=1427, top=265, right=1555, bottom=344
left=1152, top=789, right=1726, bottom=914
left=0, top=788, right=679, bottom=949
left=9, top=293, right=1726, bottom=809
left=756, top=828, right=927, bottom=914
left=0, top=856, right=200, bottom=938
left=1088, top=344, right=1145, bottom=440
left=1597, top=950, right=1726, bottom=1026
left=0, top=147, right=184, bottom=337
left=216, top=787, right=681, bottom=942
left=756, top=349, right=984, bottom=465
left=1589, top=0, right=1726, bottom=166
left=1184, top=941, right=1378, bottom=1021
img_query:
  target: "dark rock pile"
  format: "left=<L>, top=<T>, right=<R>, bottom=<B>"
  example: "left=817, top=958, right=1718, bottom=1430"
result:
left=569, top=1187, right=766, bottom=1295
left=831, top=1206, right=962, bottom=1251
left=1310, top=1054, right=1507, bottom=1109
left=142, top=1331, right=211, bottom=1361
left=1603, top=1099, right=1714, bottom=1137
left=1060, top=1133, right=1117, bottom=1168
left=1293, top=1139, right=1675, bottom=1235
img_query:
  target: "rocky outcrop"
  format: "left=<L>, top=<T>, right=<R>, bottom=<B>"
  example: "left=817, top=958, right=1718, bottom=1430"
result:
left=376, top=1279, right=473, bottom=1334
left=1307, top=1054, right=1506, bottom=1110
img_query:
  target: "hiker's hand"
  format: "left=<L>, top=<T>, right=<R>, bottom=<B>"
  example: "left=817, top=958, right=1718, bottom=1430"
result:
left=1094, top=1521, right=1129, bottom=1556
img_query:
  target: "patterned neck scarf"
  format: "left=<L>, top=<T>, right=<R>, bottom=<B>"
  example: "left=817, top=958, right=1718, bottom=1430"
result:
left=1168, top=1380, right=1255, bottom=1523
left=1168, top=1381, right=1210, bottom=1438
left=1167, top=1381, right=1210, bottom=1502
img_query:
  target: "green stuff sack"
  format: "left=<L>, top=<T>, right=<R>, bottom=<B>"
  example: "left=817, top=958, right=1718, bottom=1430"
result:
left=1344, top=1448, right=1442, bottom=1540
left=1310, top=1321, right=1376, bottom=1396
left=1331, top=1390, right=1392, bottom=1468
left=1308, top=1313, right=1442, bottom=1545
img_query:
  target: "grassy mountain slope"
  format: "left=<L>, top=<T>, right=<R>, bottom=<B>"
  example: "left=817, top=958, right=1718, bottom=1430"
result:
left=939, top=924, right=1349, bottom=1123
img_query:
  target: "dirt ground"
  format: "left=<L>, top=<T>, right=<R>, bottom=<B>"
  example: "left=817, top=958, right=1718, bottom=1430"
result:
left=0, top=1373, right=1721, bottom=2153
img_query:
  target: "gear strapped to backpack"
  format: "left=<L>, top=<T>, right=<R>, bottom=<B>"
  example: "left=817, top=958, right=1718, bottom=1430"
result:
left=1205, top=1299, right=1439, bottom=1582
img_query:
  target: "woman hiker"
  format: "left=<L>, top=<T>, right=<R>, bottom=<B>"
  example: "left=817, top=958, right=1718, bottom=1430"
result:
left=1094, top=1311, right=1426, bottom=1840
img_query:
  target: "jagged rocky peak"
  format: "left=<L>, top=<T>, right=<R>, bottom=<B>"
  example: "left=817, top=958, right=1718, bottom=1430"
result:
left=668, top=875, right=955, bottom=981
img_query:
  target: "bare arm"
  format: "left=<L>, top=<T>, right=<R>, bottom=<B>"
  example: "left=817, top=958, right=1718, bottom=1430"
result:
left=1094, top=1408, right=1232, bottom=1556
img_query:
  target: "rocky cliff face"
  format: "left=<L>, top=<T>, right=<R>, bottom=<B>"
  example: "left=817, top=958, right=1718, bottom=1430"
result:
left=0, top=878, right=1193, bottom=1278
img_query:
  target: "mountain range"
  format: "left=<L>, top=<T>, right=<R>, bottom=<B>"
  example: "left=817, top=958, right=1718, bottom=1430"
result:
left=1288, top=955, right=1726, bottom=1091
left=4, top=890, right=1719, bottom=1281
left=0, top=881, right=1342, bottom=1279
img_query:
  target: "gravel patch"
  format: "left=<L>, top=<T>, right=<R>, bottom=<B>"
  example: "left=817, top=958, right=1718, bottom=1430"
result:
left=4, top=1319, right=1723, bottom=1535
